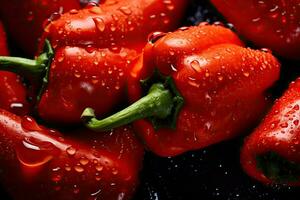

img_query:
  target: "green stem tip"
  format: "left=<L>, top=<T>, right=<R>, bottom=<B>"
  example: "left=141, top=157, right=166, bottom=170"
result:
left=0, top=39, right=53, bottom=81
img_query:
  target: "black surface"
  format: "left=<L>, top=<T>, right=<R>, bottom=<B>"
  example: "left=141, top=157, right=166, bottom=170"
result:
left=2, top=0, right=300, bottom=199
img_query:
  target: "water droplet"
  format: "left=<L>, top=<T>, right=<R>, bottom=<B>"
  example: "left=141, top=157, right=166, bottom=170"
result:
left=91, top=189, right=101, bottom=197
left=169, top=50, right=175, bottom=56
left=69, top=9, right=79, bottom=14
left=93, top=17, right=106, bottom=32
left=79, top=157, right=89, bottom=166
left=57, top=54, right=65, bottom=62
left=95, top=173, right=102, bottom=181
left=178, top=26, right=189, bottom=31
left=73, top=185, right=80, bottom=194
left=74, top=164, right=84, bottom=173
left=119, top=6, right=132, bottom=15
left=112, top=168, right=119, bottom=175
left=86, top=45, right=96, bottom=53
left=66, top=146, right=77, bottom=156
left=74, top=71, right=81, bottom=78
left=21, top=116, right=42, bottom=131
left=213, top=21, right=224, bottom=26
left=190, top=60, right=201, bottom=72
left=10, top=103, right=26, bottom=115
left=89, top=6, right=103, bottom=14
left=16, top=137, right=58, bottom=168
left=148, top=32, right=166, bottom=43
left=170, top=64, right=178, bottom=72
left=95, top=164, right=103, bottom=171
left=261, top=48, right=272, bottom=54
left=51, top=173, right=62, bottom=182
left=65, top=164, right=72, bottom=171
left=243, top=72, right=250, bottom=77
left=280, top=122, right=288, bottom=128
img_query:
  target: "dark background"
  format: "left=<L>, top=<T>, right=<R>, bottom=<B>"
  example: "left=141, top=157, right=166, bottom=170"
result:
left=1, top=0, right=300, bottom=199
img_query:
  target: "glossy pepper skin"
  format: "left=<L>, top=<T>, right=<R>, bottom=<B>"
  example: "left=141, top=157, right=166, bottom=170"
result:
left=0, top=0, right=187, bottom=125
left=210, top=0, right=300, bottom=59
left=0, top=22, right=29, bottom=116
left=82, top=24, right=281, bottom=157
left=241, top=78, right=300, bottom=186
left=0, top=0, right=81, bottom=56
left=0, top=108, right=144, bottom=200
left=43, top=0, right=188, bottom=51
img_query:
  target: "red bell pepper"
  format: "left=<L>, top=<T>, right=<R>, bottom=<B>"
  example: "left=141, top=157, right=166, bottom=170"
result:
left=82, top=24, right=281, bottom=157
left=0, top=0, right=81, bottom=56
left=210, top=0, right=300, bottom=59
left=241, top=78, right=300, bottom=186
left=0, top=0, right=187, bottom=124
left=0, top=108, right=144, bottom=200
left=0, top=22, right=29, bottom=116
left=42, top=0, right=188, bottom=51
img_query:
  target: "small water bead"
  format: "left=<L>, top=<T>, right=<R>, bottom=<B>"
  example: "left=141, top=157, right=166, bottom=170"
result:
left=10, top=103, right=25, bottom=115
left=112, top=168, right=119, bottom=175
left=260, top=48, right=272, bottom=54
left=49, top=12, right=61, bottom=22
left=280, top=122, right=288, bottom=128
left=178, top=26, right=189, bottom=31
left=57, top=54, right=65, bottom=62
left=91, top=189, right=101, bottom=197
left=73, top=185, right=80, bottom=194
left=51, top=173, right=62, bottom=182
left=119, top=6, right=132, bottom=15
left=80, top=157, right=90, bottom=166
left=74, top=164, right=84, bottom=173
left=65, top=164, right=72, bottom=172
left=148, top=31, right=166, bottom=43
left=243, top=72, right=250, bottom=77
left=95, top=164, right=104, bottom=172
left=95, top=172, right=102, bottom=181
left=69, top=9, right=79, bottom=14
left=66, top=146, right=77, bottom=156
left=213, top=21, right=224, bottom=26
left=89, top=6, right=103, bottom=14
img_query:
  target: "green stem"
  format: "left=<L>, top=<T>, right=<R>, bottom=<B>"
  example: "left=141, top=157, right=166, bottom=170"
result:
left=0, top=40, right=53, bottom=81
left=81, top=83, right=175, bottom=131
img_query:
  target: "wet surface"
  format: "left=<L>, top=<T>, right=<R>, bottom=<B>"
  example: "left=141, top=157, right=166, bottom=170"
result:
left=1, top=0, right=300, bottom=199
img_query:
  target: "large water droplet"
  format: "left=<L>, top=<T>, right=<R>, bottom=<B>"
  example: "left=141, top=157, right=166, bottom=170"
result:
left=93, top=17, right=106, bottom=32
left=21, top=116, right=42, bottom=132
left=16, top=137, right=58, bottom=168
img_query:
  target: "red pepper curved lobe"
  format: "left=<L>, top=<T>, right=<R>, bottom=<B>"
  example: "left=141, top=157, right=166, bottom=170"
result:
left=0, top=108, right=144, bottom=200
left=211, top=0, right=300, bottom=59
left=241, top=78, right=300, bottom=186
left=38, top=46, right=138, bottom=124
